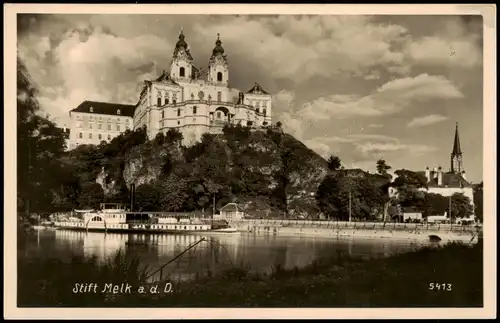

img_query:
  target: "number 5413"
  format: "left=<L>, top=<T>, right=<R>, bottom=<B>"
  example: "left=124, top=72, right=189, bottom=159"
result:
left=429, top=283, right=452, bottom=291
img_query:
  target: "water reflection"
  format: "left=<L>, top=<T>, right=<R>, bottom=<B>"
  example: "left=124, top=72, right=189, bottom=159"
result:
left=26, top=230, right=425, bottom=281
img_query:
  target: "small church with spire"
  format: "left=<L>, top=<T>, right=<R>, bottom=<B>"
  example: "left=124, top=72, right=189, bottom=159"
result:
left=131, top=29, right=273, bottom=144
left=418, top=122, right=475, bottom=217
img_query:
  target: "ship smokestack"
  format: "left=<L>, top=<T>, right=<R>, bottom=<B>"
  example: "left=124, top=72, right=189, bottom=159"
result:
left=130, top=183, right=136, bottom=212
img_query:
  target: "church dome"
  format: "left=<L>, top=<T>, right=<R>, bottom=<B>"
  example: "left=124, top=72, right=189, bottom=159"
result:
left=176, top=30, right=188, bottom=49
left=212, top=34, right=224, bottom=56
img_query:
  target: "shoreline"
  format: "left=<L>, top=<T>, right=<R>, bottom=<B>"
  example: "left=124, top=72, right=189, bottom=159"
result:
left=230, top=220, right=481, bottom=244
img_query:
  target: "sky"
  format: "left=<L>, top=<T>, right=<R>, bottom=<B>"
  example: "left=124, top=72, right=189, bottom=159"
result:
left=17, top=14, right=484, bottom=183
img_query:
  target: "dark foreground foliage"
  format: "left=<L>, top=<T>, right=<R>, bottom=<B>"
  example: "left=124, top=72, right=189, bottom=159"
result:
left=18, top=240, right=482, bottom=308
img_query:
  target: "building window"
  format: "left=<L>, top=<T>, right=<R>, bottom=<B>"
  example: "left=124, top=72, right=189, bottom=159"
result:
left=173, top=100, right=176, bottom=104
left=98, top=123, right=102, bottom=129
left=116, top=125, right=120, bottom=132
left=177, top=109, right=181, bottom=117
left=98, top=134, right=102, bottom=140
left=108, top=124, right=111, bottom=131
left=193, top=106, right=197, bottom=114
left=89, top=133, right=92, bottom=139
left=161, top=111, right=164, bottom=119
left=217, top=112, right=221, bottom=119
left=217, top=92, right=222, bottom=102
left=79, top=133, right=82, bottom=139
left=126, top=119, right=129, bottom=123
left=193, top=118, right=196, bottom=123
left=217, top=72, right=223, bottom=82
left=89, top=107, right=94, bottom=112
left=117, top=109, right=121, bottom=115
left=89, top=123, right=93, bottom=129
left=177, top=120, right=180, bottom=125
left=165, top=98, right=169, bottom=105
left=108, top=134, right=111, bottom=140
left=263, top=109, right=267, bottom=116
left=180, top=67, right=185, bottom=77
left=157, top=97, right=162, bottom=106
left=256, top=108, right=260, bottom=114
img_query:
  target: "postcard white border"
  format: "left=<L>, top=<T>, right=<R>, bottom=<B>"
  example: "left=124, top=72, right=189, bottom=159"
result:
left=4, top=3, right=497, bottom=320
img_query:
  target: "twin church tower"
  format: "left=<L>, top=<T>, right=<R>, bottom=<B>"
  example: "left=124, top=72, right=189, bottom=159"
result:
left=133, top=29, right=274, bottom=144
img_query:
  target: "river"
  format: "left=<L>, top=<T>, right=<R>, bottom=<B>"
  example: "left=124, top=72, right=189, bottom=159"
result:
left=21, top=229, right=429, bottom=282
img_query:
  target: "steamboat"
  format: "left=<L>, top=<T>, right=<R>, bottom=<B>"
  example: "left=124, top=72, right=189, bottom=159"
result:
left=52, top=203, right=238, bottom=234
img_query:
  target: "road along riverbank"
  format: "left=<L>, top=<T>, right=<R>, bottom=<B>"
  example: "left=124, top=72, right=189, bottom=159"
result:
left=229, top=219, right=482, bottom=244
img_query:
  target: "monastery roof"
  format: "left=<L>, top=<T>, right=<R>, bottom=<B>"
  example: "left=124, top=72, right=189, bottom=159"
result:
left=71, top=101, right=135, bottom=117
left=246, top=82, right=269, bottom=95
left=153, top=71, right=180, bottom=86
left=417, top=171, right=472, bottom=188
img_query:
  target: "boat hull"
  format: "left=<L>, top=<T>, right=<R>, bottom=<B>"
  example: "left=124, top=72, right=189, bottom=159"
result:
left=53, top=223, right=236, bottom=235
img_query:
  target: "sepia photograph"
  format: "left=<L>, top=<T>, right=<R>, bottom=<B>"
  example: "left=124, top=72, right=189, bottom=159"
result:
left=4, top=3, right=497, bottom=320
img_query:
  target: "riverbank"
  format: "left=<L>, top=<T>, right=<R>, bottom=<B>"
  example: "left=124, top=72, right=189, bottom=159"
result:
left=231, top=219, right=482, bottom=244
left=18, top=240, right=482, bottom=307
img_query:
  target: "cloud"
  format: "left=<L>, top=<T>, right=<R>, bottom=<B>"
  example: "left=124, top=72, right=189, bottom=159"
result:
left=302, top=132, right=437, bottom=167
left=296, top=73, right=463, bottom=120
left=403, top=17, right=483, bottom=69
left=193, top=15, right=410, bottom=84
left=367, top=123, right=384, bottom=128
left=272, top=90, right=295, bottom=114
left=18, top=22, right=173, bottom=124
left=280, top=111, right=304, bottom=140
left=356, top=142, right=407, bottom=154
left=407, top=114, right=449, bottom=128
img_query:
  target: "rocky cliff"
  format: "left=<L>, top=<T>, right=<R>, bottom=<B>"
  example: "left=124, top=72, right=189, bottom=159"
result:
left=63, top=126, right=329, bottom=217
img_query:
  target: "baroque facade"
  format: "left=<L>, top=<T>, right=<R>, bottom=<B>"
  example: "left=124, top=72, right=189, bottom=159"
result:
left=68, top=30, right=273, bottom=148
left=133, top=30, right=273, bottom=143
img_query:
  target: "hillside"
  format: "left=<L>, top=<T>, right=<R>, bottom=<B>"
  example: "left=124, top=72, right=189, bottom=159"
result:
left=58, top=125, right=329, bottom=218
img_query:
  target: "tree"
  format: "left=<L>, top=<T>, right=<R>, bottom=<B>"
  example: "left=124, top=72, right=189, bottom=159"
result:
left=450, top=193, right=474, bottom=219
left=376, top=159, right=392, bottom=179
left=274, top=147, right=301, bottom=218
left=327, top=155, right=342, bottom=171
left=316, top=170, right=387, bottom=221
left=159, top=176, right=190, bottom=212
left=154, top=132, right=165, bottom=145
left=17, top=57, right=67, bottom=214
left=134, top=183, right=163, bottom=211
left=276, top=121, right=282, bottom=128
left=383, top=169, right=428, bottom=222
left=77, top=183, right=104, bottom=209
left=165, top=128, right=183, bottom=145
left=421, top=192, right=449, bottom=217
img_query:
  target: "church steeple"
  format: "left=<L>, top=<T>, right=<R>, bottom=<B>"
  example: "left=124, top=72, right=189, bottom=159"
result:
left=450, top=122, right=463, bottom=173
left=170, top=28, right=193, bottom=81
left=208, top=33, right=229, bottom=85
